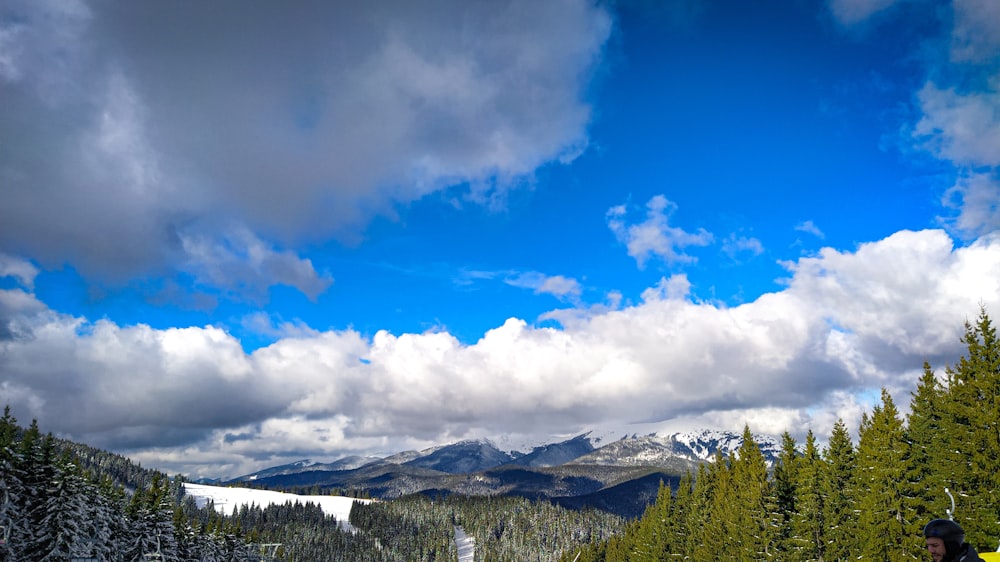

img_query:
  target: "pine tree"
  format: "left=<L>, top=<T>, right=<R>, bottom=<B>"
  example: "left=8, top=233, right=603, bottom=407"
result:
left=38, top=453, right=88, bottom=561
left=853, top=389, right=917, bottom=560
left=821, top=419, right=856, bottom=562
left=0, top=407, right=20, bottom=562
left=685, top=461, right=717, bottom=562
left=938, top=309, right=1000, bottom=551
left=16, top=426, right=58, bottom=560
left=629, top=481, right=671, bottom=561
left=727, top=425, right=775, bottom=560
left=904, top=363, right=948, bottom=534
left=771, top=431, right=799, bottom=558
left=788, top=430, right=825, bottom=561
left=668, top=470, right=694, bottom=558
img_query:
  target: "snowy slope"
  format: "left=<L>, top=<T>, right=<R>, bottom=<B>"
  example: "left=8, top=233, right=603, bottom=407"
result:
left=183, top=483, right=372, bottom=525
left=455, top=526, right=475, bottom=562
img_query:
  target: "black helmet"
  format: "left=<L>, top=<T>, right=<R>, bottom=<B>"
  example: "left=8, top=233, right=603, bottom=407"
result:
left=924, top=519, right=965, bottom=556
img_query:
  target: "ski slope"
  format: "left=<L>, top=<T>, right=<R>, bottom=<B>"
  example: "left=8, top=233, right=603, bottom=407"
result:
left=183, top=482, right=372, bottom=526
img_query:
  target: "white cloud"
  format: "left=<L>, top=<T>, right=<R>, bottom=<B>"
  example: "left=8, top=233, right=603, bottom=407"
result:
left=914, top=79, right=1000, bottom=167
left=0, top=0, right=611, bottom=294
left=2, top=229, right=997, bottom=478
left=912, top=74, right=1000, bottom=242
left=0, top=254, right=39, bottom=289
left=505, top=272, right=582, bottom=300
left=951, top=0, right=1000, bottom=63
left=827, top=0, right=901, bottom=26
left=795, top=220, right=825, bottom=239
left=607, top=195, right=713, bottom=268
left=722, top=234, right=765, bottom=260
left=940, top=171, right=1000, bottom=237
left=240, top=312, right=320, bottom=341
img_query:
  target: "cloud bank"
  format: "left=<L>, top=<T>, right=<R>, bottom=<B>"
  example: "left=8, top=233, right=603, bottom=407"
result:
left=0, top=0, right=611, bottom=294
left=2, top=230, right=997, bottom=478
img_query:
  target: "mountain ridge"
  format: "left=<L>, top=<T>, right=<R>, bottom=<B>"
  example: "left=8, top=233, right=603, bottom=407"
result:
left=225, top=428, right=781, bottom=517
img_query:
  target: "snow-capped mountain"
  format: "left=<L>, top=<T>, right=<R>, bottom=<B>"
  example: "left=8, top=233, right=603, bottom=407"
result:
left=671, top=429, right=782, bottom=463
left=401, top=439, right=516, bottom=474
left=508, top=433, right=595, bottom=468
left=222, top=427, right=784, bottom=518
left=575, top=429, right=781, bottom=467
left=237, top=455, right=381, bottom=481
left=229, top=427, right=780, bottom=484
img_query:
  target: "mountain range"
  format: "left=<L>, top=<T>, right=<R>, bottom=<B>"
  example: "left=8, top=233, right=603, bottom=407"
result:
left=218, top=429, right=781, bottom=518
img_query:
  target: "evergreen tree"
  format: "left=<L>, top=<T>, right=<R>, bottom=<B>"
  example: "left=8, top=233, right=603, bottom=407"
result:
left=821, top=419, right=856, bottom=562
left=853, top=389, right=917, bottom=560
left=938, top=309, right=1000, bottom=550
left=38, top=453, right=88, bottom=561
left=771, top=431, right=799, bottom=558
left=690, top=453, right=727, bottom=562
left=0, top=407, right=20, bottom=562
left=788, top=430, right=825, bottom=561
left=668, top=470, right=695, bottom=558
left=727, top=425, right=775, bottom=560
left=904, top=363, right=948, bottom=534
left=16, top=426, right=58, bottom=560
left=629, top=481, right=672, bottom=561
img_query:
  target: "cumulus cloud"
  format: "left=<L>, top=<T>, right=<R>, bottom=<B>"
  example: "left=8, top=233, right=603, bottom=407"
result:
left=2, top=229, right=997, bottom=477
left=607, top=195, right=713, bottom=268
left=0, top=0, right=611, bottom=295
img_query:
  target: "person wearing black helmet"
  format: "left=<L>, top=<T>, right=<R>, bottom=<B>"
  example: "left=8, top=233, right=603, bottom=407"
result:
left=924, top=519, right=985, bottom=562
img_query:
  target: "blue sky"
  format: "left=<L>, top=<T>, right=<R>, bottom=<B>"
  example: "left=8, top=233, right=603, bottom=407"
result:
left=1, top=0, right=999, bottom=478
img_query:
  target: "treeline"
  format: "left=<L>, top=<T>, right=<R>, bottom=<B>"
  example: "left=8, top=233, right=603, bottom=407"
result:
left=560, top=309, right=1000, bottom=561
left=352, top=494, right=625, bottom=562
left=0, top=412, right=264, bottom=561
left=0, top=410, right=625, bottom=561
left=181, top=489, right=626, bottom=561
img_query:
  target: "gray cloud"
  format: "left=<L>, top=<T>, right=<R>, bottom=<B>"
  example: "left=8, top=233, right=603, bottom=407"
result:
left=950, top=0, right=1000, bottom=63
left=0, top=0, right=611, bottom=293
left=940, top=172, right=1000, bottom=238
left=1, top=229, right=997, bottom=478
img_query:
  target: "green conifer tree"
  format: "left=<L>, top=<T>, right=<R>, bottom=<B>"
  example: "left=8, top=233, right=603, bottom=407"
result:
left=727, top=425, right=775, bottom=560
left=853, top=389, right=917, bottom=560
left=904, top=363, right=948, bottom=534
left=686, top=460, right=719, bottom=562
left=938, top=309, right=1000, bottom=551
left=772, top=431, right=799, bottom=557
left=669, top=470, right=694, bottom=558
left=821, top=419, right=856, bottom=562
left=630, top=481, right=672, bottom=561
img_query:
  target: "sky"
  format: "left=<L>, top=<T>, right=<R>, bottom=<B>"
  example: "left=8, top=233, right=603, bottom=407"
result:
left=1, top=0, right=999, bottom=480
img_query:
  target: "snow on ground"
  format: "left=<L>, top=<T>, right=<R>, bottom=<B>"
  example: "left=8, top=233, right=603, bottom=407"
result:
left=183, top=483, right=372, bottom=525
left=454, top=526, right=475, bottom=562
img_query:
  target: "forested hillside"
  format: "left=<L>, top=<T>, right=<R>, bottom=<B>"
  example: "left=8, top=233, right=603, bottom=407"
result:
left=0, top=410, right=624, bottom=560
left=559, top=309, right=1000, bottom=561
left=0, top=412, right=265, bottom=561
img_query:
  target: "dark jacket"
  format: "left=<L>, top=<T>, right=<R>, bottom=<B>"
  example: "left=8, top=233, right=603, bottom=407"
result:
left=950, top=543, right=986, bottom=562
